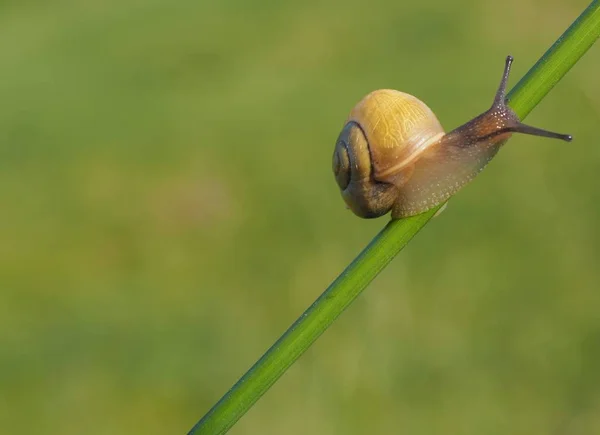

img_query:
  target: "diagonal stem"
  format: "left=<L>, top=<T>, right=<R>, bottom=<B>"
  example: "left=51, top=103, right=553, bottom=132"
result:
left=188, top=2, right=600, bottom=434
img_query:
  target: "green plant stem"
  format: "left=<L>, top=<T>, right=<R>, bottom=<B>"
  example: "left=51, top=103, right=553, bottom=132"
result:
left=188, top=2, right=600, bottom=434
left=508, top=0, right=600, bottom=118
left=188, top=207, right=440, bottom=435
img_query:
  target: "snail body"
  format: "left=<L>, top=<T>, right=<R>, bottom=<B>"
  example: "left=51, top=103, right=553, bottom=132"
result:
left=333, top=56, right=572, bottom=219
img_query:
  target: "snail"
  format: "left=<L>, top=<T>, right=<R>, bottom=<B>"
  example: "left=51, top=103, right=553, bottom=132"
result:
left=332, top=55, right=572, bottom=219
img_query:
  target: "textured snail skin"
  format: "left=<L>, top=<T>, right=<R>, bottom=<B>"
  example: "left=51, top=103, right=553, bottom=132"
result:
left=333, top=55, right=572, bottom=219
left=389, top=106, right=515, bottom=218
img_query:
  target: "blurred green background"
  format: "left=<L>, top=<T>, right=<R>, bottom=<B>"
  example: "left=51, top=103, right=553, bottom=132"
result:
left=1, top=0, right=599, bottom=434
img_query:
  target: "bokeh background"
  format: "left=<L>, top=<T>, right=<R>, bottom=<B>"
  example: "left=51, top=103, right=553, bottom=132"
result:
left=1, top=0, right=599, bottom=434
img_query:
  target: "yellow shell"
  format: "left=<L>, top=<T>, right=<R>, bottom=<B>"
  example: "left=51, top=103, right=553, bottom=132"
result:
left=346, top=89, right=444, bottom=184
left=332, top=89, right=446, bottom=218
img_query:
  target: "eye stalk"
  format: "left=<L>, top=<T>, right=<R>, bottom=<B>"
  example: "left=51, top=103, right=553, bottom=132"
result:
left=443, top=55, right=572, bottom=149
left=489, top=55, right=572, bottom=142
